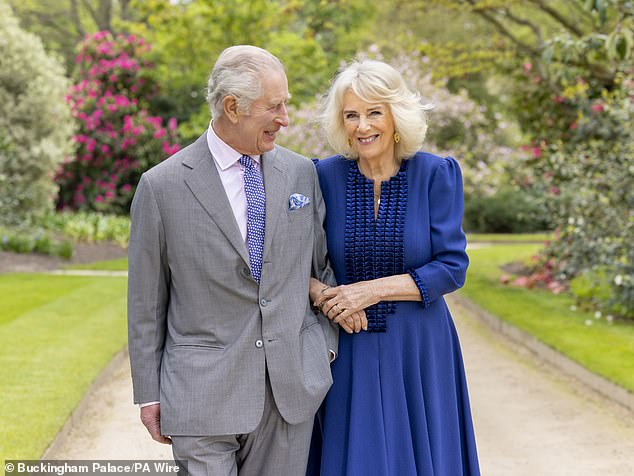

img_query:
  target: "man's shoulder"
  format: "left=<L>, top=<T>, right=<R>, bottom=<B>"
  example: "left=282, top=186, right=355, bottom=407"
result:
left=143, top=134, right=207, bottom=180
left=273, top=144, right=314, bottom=171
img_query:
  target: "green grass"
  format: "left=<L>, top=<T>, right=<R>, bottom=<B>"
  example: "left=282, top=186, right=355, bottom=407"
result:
left=463, top=245, right=634, bottom=392
left=467, top=232, right=551, bottom=243
left=0, top=273, right=127, bottom=459
left=65, top=257, right=128, bottom=271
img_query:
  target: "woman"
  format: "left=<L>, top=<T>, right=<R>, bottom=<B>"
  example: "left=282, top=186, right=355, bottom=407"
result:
left=306, top=60, right=480, bottom=475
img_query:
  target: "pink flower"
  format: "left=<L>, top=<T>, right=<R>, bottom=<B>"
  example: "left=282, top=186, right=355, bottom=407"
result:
left=153, top=129, right=166, bottom=139
left=591, top=103, right=604, bottom=113
left=168, top=117, right=177, bottom=132
left=553, top=96, right=565, bottom=103
left=513, top=276, right=533, bottom=288
left=523, top=63, right=532, bottom=73
left=122, top=184, right=132, bottom=192
left=87, top=140, right=96, bottom=152
left=105, top=191, right=114, bottom=198
left=569, top=121, right=578, bottom=130
left=100, top=144, right=110, bottom=154
left=531, top=147, right=542, bottom=158
left=95, top=195, right=104, bottom=203
left=549, top=186, right=560, bottom=195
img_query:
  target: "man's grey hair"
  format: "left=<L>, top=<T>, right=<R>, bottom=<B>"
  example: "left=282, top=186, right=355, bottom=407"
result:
left=207, top=45, right=285, bottom=118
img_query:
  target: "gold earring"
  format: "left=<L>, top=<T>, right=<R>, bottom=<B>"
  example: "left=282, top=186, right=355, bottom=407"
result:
left=394, top=132, right=401, bottom=144
left=347, top=138, right=353, bottom=147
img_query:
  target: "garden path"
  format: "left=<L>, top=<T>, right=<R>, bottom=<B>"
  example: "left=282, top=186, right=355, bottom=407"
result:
left=45, top=294, right=634, bottom=475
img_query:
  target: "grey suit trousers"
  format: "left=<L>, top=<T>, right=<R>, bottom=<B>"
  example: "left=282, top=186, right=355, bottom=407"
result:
left=171, top=370, right=313, bottom=476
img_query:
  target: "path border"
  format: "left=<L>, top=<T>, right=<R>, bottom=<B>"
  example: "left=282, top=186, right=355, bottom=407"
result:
left=41, top=347, right=129, bottom=459
left=449, top=292, right=634, bottom=413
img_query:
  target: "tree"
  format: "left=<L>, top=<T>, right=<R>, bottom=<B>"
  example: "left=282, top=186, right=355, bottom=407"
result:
left=123, top=0, right=375, bottom=144
left=405, top=0, right=633, bottom=316
left=7, top=0, right=139, bottom=69
left=0, top=1, right=74, bottom=226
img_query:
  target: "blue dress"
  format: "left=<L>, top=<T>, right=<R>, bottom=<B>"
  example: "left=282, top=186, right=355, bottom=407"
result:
left=307, top=153, right=480, bottom=476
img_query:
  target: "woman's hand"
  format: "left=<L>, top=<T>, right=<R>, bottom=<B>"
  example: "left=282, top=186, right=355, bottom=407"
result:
left=311, top=278, right=368, bottom=333
left=315, top=281, right=382, bottom=329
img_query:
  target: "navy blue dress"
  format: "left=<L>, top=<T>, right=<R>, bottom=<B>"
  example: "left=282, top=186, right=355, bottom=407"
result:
left=307, top=153, right=480, bottom=476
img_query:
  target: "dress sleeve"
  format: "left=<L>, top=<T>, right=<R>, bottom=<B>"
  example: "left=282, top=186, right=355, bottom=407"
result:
left=407, top=157, right=469, bottom=308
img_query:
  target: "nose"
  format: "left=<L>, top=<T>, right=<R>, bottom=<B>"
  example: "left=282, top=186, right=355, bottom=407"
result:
left=276, top=103, right=289, bottom=127
left=357, top=115, right=370, bottom=132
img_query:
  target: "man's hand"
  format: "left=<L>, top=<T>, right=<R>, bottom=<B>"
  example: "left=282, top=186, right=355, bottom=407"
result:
left=140, top=403, right=171, bottom=445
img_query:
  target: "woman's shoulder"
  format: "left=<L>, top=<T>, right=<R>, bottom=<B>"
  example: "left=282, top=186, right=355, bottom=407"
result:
left=408, top=151, right=461, bottom=177
left=312, top=154, right=350, bottom=175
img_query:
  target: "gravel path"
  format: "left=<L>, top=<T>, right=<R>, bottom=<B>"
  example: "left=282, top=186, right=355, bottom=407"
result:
left=46, top=297, right=634, bottom=474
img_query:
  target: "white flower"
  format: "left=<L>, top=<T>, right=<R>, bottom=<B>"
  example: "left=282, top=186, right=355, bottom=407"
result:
left=614, top=275, right=623, bottom=286
left=585, top=319, right=593, bottom=326
left=594, top=311, right=602, bottom=319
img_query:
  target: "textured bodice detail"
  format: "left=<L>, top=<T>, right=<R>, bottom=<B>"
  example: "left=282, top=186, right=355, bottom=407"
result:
left=344, top=160, right=408, bottom=332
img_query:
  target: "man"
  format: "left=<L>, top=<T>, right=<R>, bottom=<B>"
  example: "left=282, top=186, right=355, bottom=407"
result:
left=127, top=45, right=362, bottom=475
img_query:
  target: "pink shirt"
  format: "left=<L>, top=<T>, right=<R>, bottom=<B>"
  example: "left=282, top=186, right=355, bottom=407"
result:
left=206, top=122, right=262, bottom=241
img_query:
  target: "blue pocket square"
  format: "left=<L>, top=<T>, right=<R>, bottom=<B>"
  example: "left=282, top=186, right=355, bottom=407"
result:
left=289, top=193, right=311, bottom=210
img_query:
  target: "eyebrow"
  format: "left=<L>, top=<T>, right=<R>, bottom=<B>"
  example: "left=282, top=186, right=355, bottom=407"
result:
left=343, top=105, right=384, bottom=114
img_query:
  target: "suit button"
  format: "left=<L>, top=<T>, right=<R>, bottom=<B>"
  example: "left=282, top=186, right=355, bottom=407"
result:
left=260, top=299, right=268, bottom=307
left=255, top=340, right=263, bottom=348
left=242, top=267, right=251, bottom=278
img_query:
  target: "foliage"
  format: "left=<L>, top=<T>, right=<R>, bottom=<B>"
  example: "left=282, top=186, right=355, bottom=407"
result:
left=55, top=31, right=180, bottom=214
left=411, top=0, right=633, bottom=317
left=463, top=186, right=550, bottom=233
left=280, top=47, right=522, bottom=199
left=122, top=0, right=374, bottom=144
left=41, top=212, right=130, bottom=246
left=505, top=1, right=634, bottom=318
left=7, top=0, right=139, bottom=69
left=0, top=227, right=73, bottom=259
left=0, top=2, right=74, bottom=227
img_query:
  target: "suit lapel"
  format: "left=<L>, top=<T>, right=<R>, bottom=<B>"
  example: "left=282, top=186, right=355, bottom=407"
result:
left=262, top=148, right=287, bottom=262
left=182, top=136, right=250, bottom=266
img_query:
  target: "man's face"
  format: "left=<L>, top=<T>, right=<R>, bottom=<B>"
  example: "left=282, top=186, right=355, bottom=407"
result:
left=233, top=69, right=290, bottom=156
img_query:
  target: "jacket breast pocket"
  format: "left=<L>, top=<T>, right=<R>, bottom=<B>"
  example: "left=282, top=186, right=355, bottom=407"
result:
left=287, top=205, right=313, bottom=222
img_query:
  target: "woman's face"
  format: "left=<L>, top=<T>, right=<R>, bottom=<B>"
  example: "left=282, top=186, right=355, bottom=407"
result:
left=342, top=89, right=396, bottom=163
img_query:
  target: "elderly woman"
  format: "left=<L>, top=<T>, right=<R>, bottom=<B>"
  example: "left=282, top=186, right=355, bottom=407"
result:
left=306, top=60, right=480, bottom=475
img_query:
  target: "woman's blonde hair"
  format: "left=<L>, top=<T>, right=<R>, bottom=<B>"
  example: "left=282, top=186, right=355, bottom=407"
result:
left=321, top=59, right=431, bottom=161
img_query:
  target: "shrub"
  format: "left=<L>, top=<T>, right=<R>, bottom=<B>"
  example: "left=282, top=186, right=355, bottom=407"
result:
left=0, top=227, right=73, bottom=259
left=463, top=187, right=549, bottom=234
left=41, top=212, right=130, bottom=246
left=0, top=3, right=74, bottom=226
left=55, top=31, right=180, bottom=214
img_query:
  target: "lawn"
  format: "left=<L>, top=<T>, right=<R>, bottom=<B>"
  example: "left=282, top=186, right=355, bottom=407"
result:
left=462, top=244, right=634, bottom=393
left=65, top=256, right=128, bottom=271
left=0, top=273, right=127, bottom=459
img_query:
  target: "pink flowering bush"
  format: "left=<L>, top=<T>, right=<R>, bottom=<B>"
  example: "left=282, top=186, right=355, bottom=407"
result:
left=56, top=31, right=180, bottom=214
left=507, top=43, right=633, bottom=318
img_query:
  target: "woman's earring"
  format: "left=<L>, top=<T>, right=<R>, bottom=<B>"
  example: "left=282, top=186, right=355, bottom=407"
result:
left=347, top=138, right=353, bottom=147
left=393, top=132, right=401, bottom=144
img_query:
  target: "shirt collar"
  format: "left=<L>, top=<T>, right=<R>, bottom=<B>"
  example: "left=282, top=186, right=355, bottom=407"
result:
left=206, top=121, right=261, bottom=171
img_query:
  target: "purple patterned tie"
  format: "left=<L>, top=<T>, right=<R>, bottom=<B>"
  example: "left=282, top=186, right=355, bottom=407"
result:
left=240, top=155, right=266, bottom=283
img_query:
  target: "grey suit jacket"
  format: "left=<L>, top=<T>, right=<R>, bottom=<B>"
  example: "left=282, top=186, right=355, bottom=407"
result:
left=127, top=133, right=338, bottom=436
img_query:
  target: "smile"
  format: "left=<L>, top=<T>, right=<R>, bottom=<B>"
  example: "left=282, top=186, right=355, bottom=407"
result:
left=358, top=135, right=379, bottom=144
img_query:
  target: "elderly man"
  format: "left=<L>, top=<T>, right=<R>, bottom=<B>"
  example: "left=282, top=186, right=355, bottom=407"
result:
left=127, top=45, right=362, bottom=475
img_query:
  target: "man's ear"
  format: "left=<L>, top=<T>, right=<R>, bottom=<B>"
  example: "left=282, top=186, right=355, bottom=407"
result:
left=222, top=95, right=240, bottom=124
